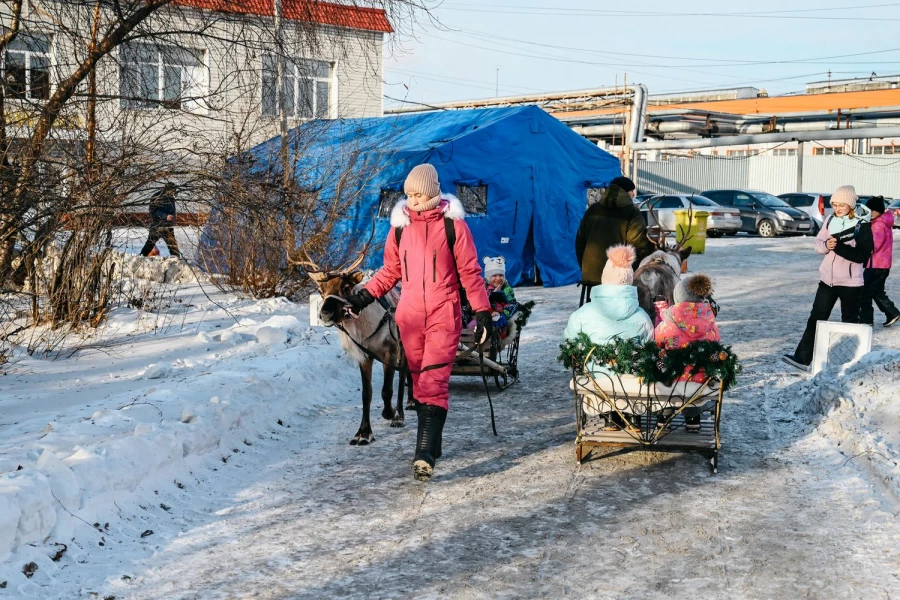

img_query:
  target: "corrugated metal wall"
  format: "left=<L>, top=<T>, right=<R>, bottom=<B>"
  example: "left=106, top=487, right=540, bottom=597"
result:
left=637, top=155, right=900, bottom=197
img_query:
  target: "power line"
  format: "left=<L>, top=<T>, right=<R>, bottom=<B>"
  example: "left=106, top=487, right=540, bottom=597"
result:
left=454, top=29, right=900, bottom=69
left=437, top=2, right=900, bottom=21
left=441, top=1, right=900, bottom=16
left=387, top=67, right=537, bottom=94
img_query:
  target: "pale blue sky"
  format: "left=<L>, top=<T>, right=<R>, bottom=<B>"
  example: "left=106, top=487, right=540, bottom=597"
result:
left=383, top=1, right=900, bottom=107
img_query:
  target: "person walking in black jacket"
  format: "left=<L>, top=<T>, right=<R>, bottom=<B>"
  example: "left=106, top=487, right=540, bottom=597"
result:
left=575, top=176, right=653, bottom=304
left=140, top=182, right=180, bottom=257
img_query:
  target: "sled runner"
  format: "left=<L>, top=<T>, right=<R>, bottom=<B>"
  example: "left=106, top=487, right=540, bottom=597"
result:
left=452, top=311, right=524, bottom=390
left=570, top=367, right=724, bottom=472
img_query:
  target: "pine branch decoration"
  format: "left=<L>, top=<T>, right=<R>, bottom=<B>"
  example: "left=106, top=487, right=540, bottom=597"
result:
left=558, top=333, right=742, bottom=389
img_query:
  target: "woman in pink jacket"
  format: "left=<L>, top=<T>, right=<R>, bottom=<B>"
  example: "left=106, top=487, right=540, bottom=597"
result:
left=859, top=196, right=900, bottom=327
left=347, top=164, right=491, bottom=481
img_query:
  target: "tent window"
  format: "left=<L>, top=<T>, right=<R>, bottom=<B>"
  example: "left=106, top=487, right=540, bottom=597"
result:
left=378, top=189, right=404, bottom=218
left=456, top=184, right=487, bottom=214
left=587, top=187, right=606, bottom=207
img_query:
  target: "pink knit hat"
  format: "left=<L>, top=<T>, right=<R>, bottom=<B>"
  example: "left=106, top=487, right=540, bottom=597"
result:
left=601, top=245, right=636, bottom=285
left=404, top=164, right=441, bottom=212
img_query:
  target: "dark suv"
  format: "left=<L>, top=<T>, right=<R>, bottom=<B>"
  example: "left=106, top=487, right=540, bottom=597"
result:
left=700, top=189, right=814, bottom=237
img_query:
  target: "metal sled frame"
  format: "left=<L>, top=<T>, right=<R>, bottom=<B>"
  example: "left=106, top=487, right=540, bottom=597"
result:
left=452, top=315, right=522, bottom=390
left=572, top=366, right=724, bottom=473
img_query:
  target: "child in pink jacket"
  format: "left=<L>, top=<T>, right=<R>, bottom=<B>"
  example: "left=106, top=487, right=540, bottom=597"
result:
left=654, top=273, right=719, bottom=431
left=859, top=196, right=900, bottom=327
left=654, top=274, right=720, bottom=383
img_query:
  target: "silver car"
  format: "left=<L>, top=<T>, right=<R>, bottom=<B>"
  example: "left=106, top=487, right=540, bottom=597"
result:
left=777, top=193, right=831, bottom=233
left=638, top=194, right=741, bottom=237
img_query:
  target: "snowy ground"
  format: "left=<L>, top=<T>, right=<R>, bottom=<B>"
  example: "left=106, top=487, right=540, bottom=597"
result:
left=1, top=235, right=899, bottom=599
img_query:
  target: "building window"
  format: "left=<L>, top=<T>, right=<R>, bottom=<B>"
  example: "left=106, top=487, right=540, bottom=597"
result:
left=869, top=145, right=896, bottom=155
left=3, top=33, right=51, bottom=100
left=813, top=147, right=844, bottom=155
left=377, top=189, right=403, bottom=218
left=772, top=148, right=797, bottom=156
left=587, top=187, right=606, bottom=207
left=456, top=184, right=487, bottom=214
left=727, top=149, right=760, bottom=157
left=262, top=55, right=332, bottom=119
left=120, top=42, right=206, bottom=111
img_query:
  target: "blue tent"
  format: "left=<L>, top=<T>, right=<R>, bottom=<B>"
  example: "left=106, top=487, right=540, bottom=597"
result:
left=223, top=105, right=620, bottom=287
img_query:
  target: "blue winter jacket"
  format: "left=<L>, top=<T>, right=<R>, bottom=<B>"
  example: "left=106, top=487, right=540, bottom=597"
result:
left=563, top=284, right=654, bottom=375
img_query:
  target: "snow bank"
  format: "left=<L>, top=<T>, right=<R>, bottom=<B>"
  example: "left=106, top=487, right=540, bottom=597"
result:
left=0, top=296, right=339, bottom=565
left=788, top=351, right=900, bottom=498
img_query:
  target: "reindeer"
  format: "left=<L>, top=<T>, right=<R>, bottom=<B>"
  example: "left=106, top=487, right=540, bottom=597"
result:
left=634, top=219, right=692, bottom=318
left=299, top=252, right=408, bottom=446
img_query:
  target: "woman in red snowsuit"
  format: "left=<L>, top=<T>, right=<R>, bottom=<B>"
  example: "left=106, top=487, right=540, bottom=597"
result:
left=347, top=164, right=491, bottom=481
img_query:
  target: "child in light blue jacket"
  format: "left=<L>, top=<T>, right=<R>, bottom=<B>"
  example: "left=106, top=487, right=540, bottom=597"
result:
left=564, top=244, right=654, bottom=369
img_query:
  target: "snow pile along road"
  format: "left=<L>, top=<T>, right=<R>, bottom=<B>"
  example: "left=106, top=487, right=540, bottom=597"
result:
left=788, top=351, right=900, bottom=499
left=0, top=275, right=351, bottom=578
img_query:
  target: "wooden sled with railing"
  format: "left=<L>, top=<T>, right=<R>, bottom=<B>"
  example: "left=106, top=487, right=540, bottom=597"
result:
left=570, top=363, right=725, bottom=473
left=453, top=311, right=524, bottom=390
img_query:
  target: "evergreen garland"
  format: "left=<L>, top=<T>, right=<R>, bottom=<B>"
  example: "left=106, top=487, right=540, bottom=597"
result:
left=558, top=332, right=742, bottom=389
left=515, top=300, right=537, bottom=329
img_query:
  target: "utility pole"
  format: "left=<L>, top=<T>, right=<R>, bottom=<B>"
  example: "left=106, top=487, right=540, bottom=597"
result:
left=796, top=141, right=804, bottom=192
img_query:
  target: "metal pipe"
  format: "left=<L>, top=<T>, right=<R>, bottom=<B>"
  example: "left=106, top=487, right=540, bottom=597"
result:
left=384, top=85, right=645, bottom=114
left=628, top=84, right=648, bottom=148
left=632, top=126, right=900, bottom=150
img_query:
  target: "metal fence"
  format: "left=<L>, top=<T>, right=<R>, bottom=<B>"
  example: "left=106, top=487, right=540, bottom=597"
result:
left=637, top=155, right=900, bottom=197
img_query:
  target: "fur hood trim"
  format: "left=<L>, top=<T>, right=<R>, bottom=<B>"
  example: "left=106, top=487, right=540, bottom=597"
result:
left=390, top=193, right=465, bottom=229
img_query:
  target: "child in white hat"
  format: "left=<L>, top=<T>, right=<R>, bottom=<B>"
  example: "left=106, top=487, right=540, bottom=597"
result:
left=480, top=256, right=518, bottom=336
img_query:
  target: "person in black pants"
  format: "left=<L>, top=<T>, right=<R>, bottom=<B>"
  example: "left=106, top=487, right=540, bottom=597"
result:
left=784, top=186, right=874, bottom=371
left=140, top=183, right=180, bottom=257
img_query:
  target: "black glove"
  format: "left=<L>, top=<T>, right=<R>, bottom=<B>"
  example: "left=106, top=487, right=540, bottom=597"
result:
left=473, top=310, right=493, bottom=345
left=346, top=289, right=375, bottom=317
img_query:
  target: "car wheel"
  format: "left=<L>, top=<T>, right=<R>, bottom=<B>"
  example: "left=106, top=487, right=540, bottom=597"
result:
left=757, top=219, right=776, bottom=238
left=708, top=231, right=723, bottom=238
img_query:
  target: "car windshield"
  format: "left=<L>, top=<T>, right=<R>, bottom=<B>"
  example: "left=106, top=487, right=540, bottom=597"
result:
left=687, top=195, right=718, bottom=206
left=753, top=192, right=791, bottom=207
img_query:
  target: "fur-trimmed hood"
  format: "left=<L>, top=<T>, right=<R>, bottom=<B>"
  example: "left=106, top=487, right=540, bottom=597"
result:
left=390, top=193, right=466, bottom=229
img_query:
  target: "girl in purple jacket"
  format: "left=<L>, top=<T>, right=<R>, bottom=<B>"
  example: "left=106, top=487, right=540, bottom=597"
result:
left=784, top=185, right=874, bottom=371
left=859, top=196, right=900, bottom=327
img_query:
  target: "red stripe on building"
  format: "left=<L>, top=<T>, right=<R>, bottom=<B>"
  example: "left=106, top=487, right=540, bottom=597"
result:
left=175, top=0, right=393, bottom=33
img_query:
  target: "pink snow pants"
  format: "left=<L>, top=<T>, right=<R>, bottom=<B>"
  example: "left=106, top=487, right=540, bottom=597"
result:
left=396, top=298, right=462, bottom=411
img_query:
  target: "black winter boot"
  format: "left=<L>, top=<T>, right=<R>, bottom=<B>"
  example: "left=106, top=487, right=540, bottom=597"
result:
left=413, top=404, right=447, bottom=481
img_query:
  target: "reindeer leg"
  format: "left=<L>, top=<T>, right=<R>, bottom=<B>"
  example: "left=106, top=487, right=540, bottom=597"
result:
left=351, top=359, right=375, bottom=445
left=395, top=367, right=406, bottom=425
left=405, top=370, right=417, bottom=411
left=381, top=364, right=404, bottom=427
left=402, top=352, right=417, bottom=411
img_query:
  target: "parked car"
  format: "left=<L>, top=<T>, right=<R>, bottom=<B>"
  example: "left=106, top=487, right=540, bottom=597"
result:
left=700, top=189, right=814, bottom=237
left=777, top=192, right=831, bottom=232
left=888, top=199, right=900, bottom=228
left=638, top=194, right=741, bottom=237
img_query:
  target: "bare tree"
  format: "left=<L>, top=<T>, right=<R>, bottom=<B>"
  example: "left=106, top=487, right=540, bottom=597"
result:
left=0, top=0, right=436, bottom=351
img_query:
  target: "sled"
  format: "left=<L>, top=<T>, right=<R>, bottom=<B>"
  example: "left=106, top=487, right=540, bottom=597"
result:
left=452, top=312, right=523, bottom=390
left=570, top=367, right=724, bottom=472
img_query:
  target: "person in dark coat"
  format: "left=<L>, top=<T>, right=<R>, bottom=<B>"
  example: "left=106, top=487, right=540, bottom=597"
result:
left=575, top=176, right=653, bottom=302
left=140, top=182, right=180, bottom=257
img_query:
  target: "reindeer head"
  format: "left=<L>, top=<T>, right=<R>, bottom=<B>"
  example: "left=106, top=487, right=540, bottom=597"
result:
left=294, top=251, right=367, bottom=327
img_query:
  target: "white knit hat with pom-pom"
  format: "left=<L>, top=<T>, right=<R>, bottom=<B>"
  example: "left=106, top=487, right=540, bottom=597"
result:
left=601, top=244, right=636, bottom=285
left=483, top=256, right=506, bottom=278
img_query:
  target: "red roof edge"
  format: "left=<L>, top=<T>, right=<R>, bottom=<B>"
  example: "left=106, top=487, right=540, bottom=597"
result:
left=175, top=1, right=393, bottom=34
